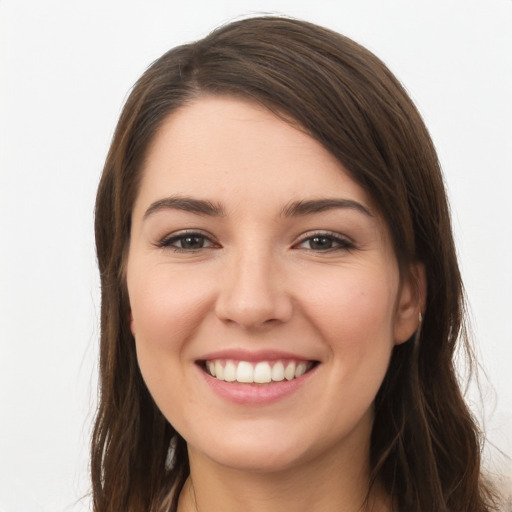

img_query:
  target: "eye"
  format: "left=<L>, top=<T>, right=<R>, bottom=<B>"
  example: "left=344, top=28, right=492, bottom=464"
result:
left=156, top=231, right=217, bottom=252
left=295, top=232, right=354, bottom=252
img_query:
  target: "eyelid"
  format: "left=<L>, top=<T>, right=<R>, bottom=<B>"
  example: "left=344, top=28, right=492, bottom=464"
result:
left=155, top=229, right=219, bottom=250
left=153, top=229, right=354, bottom=252
left=293, top=230, right=355, bottom=251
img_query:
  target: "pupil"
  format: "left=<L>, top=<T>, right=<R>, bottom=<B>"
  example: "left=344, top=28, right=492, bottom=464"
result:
left=311, top=236, right=332, bottom=250
left=182, top=236, right=203, bottom=249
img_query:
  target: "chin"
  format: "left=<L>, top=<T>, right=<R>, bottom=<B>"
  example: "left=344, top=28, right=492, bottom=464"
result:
left=182, top=422, right=311, bottom=473
left=185, top=419, right=361, bottom=476
left=197, top=442, right=309, bottom=474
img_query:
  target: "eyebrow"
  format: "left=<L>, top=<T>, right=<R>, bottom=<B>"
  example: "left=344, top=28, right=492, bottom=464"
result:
left=143, top=195, right=373, bottom=220
left=143, top=196, right=225, bottom=219
left=281, top=198, right=373, bottom=217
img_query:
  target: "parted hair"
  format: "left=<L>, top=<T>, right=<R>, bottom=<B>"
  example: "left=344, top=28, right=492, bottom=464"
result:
left=92, top=16, right=499, bottom=512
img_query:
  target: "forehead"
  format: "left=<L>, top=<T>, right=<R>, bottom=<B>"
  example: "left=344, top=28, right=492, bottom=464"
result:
left=135, top=95, right=374, bottom=214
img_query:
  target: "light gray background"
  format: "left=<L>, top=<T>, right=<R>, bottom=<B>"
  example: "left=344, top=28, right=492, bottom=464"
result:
left=1, top=1, right=511, bottom=510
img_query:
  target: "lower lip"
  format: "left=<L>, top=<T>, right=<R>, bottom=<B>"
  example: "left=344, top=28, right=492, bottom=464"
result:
left=199, top=365, right=318, bottom=405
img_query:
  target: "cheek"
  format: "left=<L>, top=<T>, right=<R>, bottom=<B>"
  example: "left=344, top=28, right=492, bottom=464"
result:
left=127, top=263, right=216, bottom=400
left=299, top=265, right=399, bottom=344
left=126, top=263, right=215, bottom=422
left=296, top=264, right=399, bottom=399
left=128, top=264, right=213, bottom=343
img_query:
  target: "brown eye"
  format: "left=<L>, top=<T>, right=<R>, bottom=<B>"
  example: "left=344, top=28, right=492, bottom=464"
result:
left=179, top=236, right=206, bottom=249
left=157, top=231, right=216, bottom=252
left=296, top=232, right=354, bottom=252
left=308, top=236, right=334, bottom=250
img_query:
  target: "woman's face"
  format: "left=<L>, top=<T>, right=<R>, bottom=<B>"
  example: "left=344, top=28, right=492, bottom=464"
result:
left=127, top=96, right=420, bottom=474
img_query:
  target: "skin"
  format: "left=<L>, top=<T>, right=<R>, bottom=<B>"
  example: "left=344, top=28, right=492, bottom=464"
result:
left=127, top=96, right=424, bottom=512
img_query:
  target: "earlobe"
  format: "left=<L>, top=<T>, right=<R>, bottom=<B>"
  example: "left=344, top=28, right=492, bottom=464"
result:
left=394, top=263, right=427, bottom=345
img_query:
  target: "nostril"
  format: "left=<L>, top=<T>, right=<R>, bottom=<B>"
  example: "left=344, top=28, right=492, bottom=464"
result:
left=214, top=259, right=293, bottom=328
left=215, top=293, right=293, bottom=329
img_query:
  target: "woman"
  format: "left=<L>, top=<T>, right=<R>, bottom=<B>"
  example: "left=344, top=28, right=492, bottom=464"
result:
left=92, top=16, right=501, bottom=512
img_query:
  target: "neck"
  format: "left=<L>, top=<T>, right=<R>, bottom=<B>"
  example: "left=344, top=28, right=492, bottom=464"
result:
left=178, top=438, right=390, bottom=512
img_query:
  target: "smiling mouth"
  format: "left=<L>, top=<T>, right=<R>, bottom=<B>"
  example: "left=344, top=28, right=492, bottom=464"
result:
left=199, top=359, right=318, bottom=384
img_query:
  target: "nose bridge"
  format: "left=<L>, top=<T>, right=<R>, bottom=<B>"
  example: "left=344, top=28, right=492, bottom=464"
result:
left=215, top=242, right=292, bottom=328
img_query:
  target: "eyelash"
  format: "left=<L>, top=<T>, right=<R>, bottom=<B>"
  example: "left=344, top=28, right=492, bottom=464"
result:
left=294, top=231, right=355, bottom=252
left=156, top=230, right=217, bottom=253
left=155, top=230, right=355, bottom=253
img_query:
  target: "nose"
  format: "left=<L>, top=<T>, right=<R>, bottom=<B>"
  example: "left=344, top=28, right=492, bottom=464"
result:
left=214, top=249, right=293, bottom=330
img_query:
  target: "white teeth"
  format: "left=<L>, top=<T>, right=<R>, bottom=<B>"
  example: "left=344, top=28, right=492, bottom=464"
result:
left=206, top=359, right=313, bottom=384
left=295, top=362, right=307, bottom=378
left=271, top=361, right=285, bottom=382
left=224, top=360, right=236, bottom=382
left=254, top=362, right=272, bottom=383
left=236, top=361, right=254, bottom=383
left=284, top=362, right=296, bottom=381
left=215, top=360, right=224, bottom=380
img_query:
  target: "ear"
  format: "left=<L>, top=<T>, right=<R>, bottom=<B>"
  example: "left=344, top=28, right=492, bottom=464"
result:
left=394, top=263, right=426, bottom=345
left=129, top=311, right=136, bottom=336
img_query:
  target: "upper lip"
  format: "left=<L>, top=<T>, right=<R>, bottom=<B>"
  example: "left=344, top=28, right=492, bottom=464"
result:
left=196, top=348, right=318, bottom=363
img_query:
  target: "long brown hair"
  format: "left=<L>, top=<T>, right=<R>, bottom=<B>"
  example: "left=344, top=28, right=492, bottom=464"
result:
left=93, top=16, right=499, bottom=511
